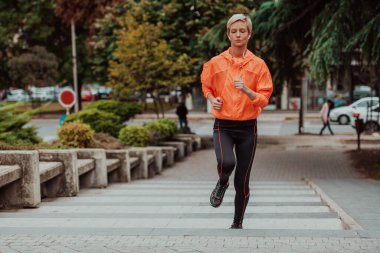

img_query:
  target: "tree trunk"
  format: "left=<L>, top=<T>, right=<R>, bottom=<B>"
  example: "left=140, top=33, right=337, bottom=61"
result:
left=344, top=65, right=353, bottom=104
left=150, top=93, right=160, bottom=119
left=156, top=96, right=165, bottom=118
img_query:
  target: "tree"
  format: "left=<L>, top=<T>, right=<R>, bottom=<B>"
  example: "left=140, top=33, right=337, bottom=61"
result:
left=8, top=46, right=58, bottom=88
left=107, top=16, right=195, bottom=117
left=309, top=0, right=380, bottom=102
left=91, top=0, right=263, bottom=96
left=0, top=0, right=68, bottom=88
left=54, top=0, right=121, bottom=111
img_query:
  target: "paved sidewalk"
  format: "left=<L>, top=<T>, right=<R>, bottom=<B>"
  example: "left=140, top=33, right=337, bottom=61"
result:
left=1, top=136, right=380, bottom=252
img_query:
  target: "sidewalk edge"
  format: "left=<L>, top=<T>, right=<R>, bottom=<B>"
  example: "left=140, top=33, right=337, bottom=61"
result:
left=303, top=177, right=364, bottom=231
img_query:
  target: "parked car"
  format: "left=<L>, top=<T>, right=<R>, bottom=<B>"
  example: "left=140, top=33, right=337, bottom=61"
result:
left=351, top=104, right=380, bottom=132
left=81, top=87, right=94, bottom=101
left=6, top=89, right=30, bottom=102
left=30, top=86, right=56, bottom=101
left=330, top=97, right=379, bottom=125
left=97, top=86, right=112, bottom=99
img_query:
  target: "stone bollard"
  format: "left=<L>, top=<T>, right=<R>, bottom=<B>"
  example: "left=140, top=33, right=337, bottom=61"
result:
left=175, top=133, right=202, bottom=150
left=149, top=146, right=176, bottom=167
left=172, top=136, right=193, bottom=155
left=128, top=147, right=149, bottom=179
left=146, top=147, right=163, bottom=175
left=106, top=150, right=131, bottom=182
left=39, top=149, right=79, bottom=197
left=76, top=149, right=107, bottom=188
left=0, top=151, right=41, bottom=208
left=159, top=141, right=185, bottom=161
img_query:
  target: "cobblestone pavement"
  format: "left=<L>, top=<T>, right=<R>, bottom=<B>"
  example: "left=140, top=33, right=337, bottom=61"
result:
left=1, top=235, right=380, bottom=253
left=1, top=137, right=380, bottom=252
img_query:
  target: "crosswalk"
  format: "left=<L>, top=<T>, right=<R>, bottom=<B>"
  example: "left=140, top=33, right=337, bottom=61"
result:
left=0, top=180, right=353, bottom=233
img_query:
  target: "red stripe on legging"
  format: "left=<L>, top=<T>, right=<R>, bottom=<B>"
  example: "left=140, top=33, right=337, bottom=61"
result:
left=217, top=120, right=223, bottom=176
left=240, top=123, right=257, bottom=224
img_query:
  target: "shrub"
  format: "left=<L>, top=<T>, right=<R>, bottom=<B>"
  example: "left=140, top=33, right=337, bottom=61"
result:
left=144, top=119, right=175, bottom=139
left=119, top=125, right=150, bottom=147
left=89, top=132, right=124, bottom=149
left=64, top=109, right=122, bottom=137
left=86, top=100, right=142, bottom=122
left=0, top=141, right=64, bottom=150
left=58, top=121, right=94, bottom=148
left=177, top=126, right=193, bottom=134
left=156, top=118, right=177, bottom=136
left=0, top=127, right=42, bottom=145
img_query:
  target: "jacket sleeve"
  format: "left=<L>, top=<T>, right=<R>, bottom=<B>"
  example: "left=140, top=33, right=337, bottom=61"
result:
left=201, top=62, right=213, bottom=98
left=250, top=62, right=273, bottom=108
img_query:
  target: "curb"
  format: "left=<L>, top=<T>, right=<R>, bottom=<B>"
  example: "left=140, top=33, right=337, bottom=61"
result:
left=303, top=177, right=363, bottom=231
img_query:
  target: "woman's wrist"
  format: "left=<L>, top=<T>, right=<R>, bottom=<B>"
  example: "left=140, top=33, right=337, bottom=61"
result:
left=243, top=87, right=256, bottom=100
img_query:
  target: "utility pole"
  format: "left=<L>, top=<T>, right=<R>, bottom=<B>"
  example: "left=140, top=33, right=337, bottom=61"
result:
left=71, top=19, right=79, bottom=113
left=299, top=71, right=308, bottom=134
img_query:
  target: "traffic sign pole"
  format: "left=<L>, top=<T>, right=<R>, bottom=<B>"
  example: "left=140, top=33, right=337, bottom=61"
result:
left=58, top=88, right=76, bottom=115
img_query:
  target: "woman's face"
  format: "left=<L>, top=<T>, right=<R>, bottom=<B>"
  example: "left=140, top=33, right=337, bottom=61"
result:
left=228, top=21, right=251, bottom=48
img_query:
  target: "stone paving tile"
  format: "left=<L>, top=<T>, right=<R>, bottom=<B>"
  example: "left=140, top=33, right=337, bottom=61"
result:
left=1, top=235, right=380, bottom=253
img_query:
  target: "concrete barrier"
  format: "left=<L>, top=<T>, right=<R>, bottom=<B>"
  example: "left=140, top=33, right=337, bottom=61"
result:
left=39, top=150, right=79, bottom=198
left=106, top=150, right=130, bottom=182
left=0, top=151, right=40, bottom=208
left=0, top=133, right=203, bottom=210
left=129, top=147, right=159, bottom=179
left=159, top=141, right=185, bottom=160
left=76, top=149, right=107, bottom=188
left=175, top=134, right=202, bottom=150
left=149, top=146, right=176, bottom=167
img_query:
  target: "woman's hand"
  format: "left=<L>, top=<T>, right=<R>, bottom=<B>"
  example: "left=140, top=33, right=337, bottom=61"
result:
left=234, top=77, right=256, bottom=100
left=207, top=93, right=223, bottom=111
left=212, top=97, right=223, bottom=111
left=234, top=76, right=247, bottom=91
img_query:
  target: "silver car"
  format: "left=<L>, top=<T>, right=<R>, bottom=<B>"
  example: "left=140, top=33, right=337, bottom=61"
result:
left=330, top=97, right=379, bottom=125
left=6, top=89, right=30, bottom=102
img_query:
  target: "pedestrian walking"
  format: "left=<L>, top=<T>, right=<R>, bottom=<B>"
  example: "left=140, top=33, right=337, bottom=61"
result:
left=201, top=14, right=273, bottom=229
left=319, top=99, right=334, bottom=135
left=176, top=102, right=188, bottom=129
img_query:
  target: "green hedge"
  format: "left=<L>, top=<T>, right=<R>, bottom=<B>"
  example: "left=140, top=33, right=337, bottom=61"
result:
left=85, top=100, right=142, bottom=122
left=144, top=118, right=178, bottom=143
left=64, top=109, right=122, bottom=137
left=119, top=125, right=150, bottom=147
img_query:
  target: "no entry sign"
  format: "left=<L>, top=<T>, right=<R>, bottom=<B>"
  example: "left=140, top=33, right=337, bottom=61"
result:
left=58, top=88, right=76, bottom=109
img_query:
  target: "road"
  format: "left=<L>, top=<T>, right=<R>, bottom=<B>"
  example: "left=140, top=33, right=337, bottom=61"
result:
left=27, top=114, right=355, bottom=142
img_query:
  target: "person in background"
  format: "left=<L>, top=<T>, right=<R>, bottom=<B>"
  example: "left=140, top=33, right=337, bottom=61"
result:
left=201, top=14, right=273, bottom=229
left=176, top=102, right=188, bottom=129
left=319, top=99, right=334, bottom=135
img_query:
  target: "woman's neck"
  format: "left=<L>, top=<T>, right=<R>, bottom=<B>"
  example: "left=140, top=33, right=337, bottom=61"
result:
left=230, top=47, right=247, bottom=58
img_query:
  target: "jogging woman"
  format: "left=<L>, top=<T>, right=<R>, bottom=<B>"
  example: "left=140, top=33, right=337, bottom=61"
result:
left=201, top=14, right=273, bottom=229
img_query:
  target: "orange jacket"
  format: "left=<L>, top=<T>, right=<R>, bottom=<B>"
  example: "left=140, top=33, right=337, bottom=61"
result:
left=201, top=48, right=273, bottom=121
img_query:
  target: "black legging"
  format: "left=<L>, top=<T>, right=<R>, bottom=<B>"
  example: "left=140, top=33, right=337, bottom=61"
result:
left=320, top=121, right=334, bottom=135
left=213, top=118, right=257, bottom=224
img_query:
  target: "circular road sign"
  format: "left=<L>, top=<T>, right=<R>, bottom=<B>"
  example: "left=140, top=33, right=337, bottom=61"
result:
left=58, top=88, right=76, bottom=108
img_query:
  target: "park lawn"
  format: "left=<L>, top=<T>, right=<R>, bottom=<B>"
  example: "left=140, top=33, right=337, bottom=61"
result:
left=348, top=149, right=380, bottom=180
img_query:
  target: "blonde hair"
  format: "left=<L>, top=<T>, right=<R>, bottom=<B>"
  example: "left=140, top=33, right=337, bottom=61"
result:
left=227, top=14, right=252, bottom=34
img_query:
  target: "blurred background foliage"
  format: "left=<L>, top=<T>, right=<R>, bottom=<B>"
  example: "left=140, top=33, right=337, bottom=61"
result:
left=0, top=0, right=379, bottom=105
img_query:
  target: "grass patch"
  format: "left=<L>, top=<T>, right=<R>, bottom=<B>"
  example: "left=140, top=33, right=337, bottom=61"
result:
left=348, top=149, right=380, bottom=180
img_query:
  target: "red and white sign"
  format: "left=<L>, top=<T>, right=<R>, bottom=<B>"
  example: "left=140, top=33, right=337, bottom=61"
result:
left=58, top=88, right=76, bottom=108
